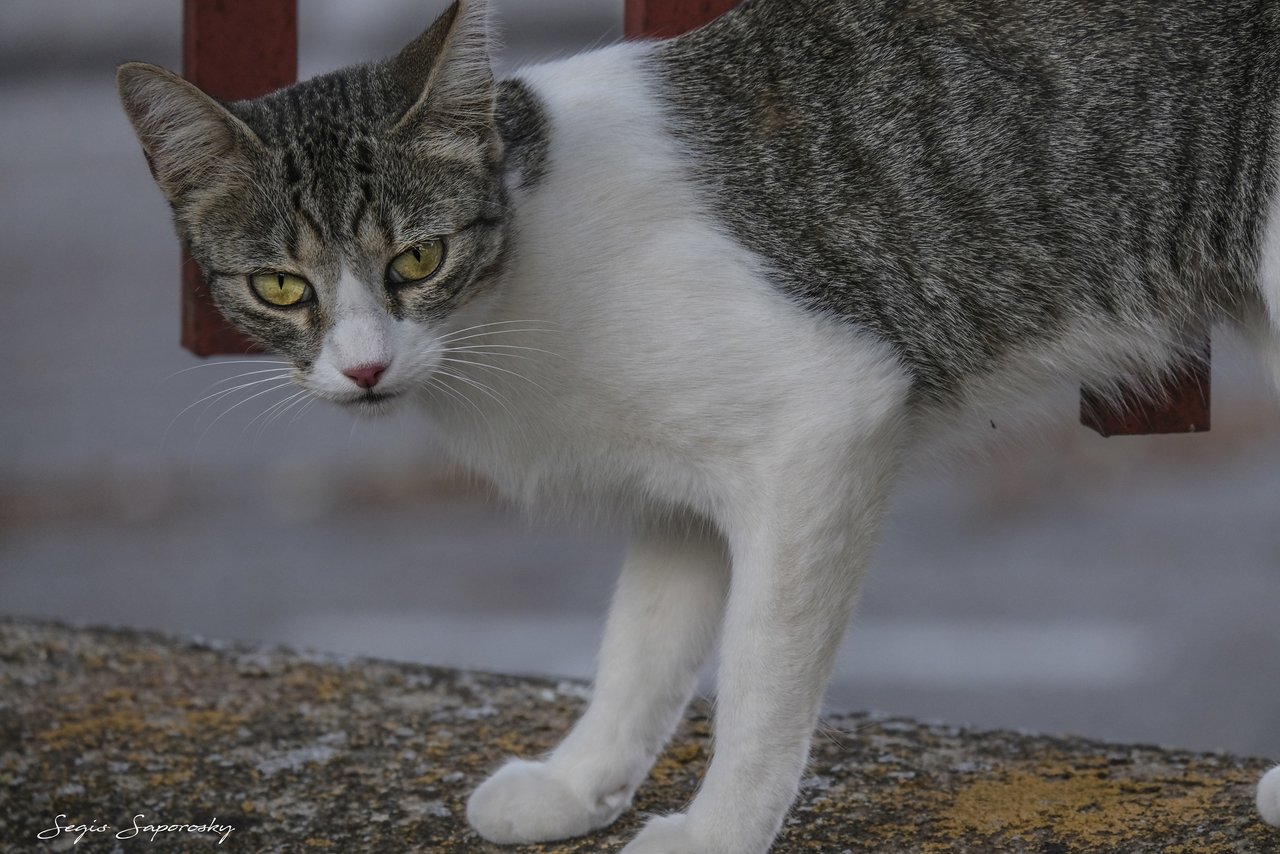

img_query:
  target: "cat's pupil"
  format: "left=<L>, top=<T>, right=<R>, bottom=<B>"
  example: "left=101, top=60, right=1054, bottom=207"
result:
left=411, top=247, right=422, bottom=263
left=276, top=274, right=285, bottom=289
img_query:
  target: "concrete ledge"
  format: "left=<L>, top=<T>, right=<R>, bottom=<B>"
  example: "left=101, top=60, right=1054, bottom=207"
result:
left=1, top=618, right=1274, bottom=852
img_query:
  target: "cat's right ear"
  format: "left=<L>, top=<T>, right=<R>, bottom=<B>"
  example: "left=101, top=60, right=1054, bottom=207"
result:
left=116, top=62, right=259, bottom=204
left=387, top=0, right=496, bottom=146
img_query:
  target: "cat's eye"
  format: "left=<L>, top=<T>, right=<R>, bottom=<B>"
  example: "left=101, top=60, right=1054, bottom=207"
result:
left=250, top=272, right=313, bottom=307
left=387, top=240, right=445, bottom=286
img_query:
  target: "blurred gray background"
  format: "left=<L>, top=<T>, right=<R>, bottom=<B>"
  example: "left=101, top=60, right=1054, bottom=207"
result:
left=2, top=0, right=1278, bottom=761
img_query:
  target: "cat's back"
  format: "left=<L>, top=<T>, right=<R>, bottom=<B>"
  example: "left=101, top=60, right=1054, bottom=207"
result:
left=655, top=0, right=1280, bottom=400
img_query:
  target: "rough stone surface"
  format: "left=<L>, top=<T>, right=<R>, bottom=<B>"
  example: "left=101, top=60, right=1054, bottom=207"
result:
left=0, top=618, right=1275, bottom=852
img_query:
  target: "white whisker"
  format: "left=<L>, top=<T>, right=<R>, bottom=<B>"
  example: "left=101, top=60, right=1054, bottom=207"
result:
left=195, top=381, right=294, bottom=450
left=444, top=343, right=566, bottom=361
left=199, top=367, right=294, bottom=395
left=288, top=397, right=321, bottom=426
left=160, top=359, right=291, bottom=386
left=438, top=355, right=552, bottom=397
left=267, top=391, right=315, bottom=431
left=437, top=319, right=558, bottom=343
left=439, top=329, right=559, bottom=347
left=190, top=373, right=292, bottom=419
left=247, top=389, right=310, bottom=439
left=433, top=367, right=516, bottom=421
left=162, top=373, right=292, bottom=448
left=423, top=374, right=476, bottom=416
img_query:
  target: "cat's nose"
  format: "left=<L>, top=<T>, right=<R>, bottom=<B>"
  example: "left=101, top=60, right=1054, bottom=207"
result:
left=343, top=363, right=388, bottom=390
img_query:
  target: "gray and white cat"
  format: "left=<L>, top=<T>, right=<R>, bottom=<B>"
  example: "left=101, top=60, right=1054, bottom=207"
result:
left=117, top=0, right=1280, bottom=850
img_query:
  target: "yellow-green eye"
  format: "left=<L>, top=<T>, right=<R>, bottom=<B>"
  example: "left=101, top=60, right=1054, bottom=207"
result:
left=388, top=240, right=445, bottom=285
left=250, top=272, right=312, bottom=307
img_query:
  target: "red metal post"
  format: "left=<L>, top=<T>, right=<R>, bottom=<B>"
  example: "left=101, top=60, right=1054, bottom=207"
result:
left=625, top=0, right=742, bottom=37
left=181, top=0, right=298, bottom=356
left=1081, top=339, right=1211, bottom=436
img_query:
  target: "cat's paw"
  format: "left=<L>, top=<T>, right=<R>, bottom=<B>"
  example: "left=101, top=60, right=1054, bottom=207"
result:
left=619, top=814, right=703, bottom=854
left=1259, top=766, right=1280, bottom=827
left=466, top=758, right=629, bottom=844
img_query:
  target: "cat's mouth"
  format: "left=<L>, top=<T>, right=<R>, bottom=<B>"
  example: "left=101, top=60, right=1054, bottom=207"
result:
left=341, top=389, right=403, bottom=416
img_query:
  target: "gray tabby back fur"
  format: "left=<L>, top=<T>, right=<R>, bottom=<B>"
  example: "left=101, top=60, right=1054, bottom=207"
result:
left=662, top=0, right=1280, bottom=401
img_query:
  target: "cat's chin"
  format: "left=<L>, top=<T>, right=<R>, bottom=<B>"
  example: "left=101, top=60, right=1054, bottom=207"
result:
left=339, top=391, right=404, bottom=418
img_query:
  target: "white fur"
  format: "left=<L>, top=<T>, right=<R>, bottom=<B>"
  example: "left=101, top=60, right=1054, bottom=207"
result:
left=305, top=267, right=449, bottom=405
left=1260, top=766, right=1280, bottom=828
left=316, top=268, right=395, bottom=381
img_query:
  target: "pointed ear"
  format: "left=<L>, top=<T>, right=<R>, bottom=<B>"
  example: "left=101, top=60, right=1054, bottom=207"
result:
left=116, top=62, right=259, bottom=203
left=388, top=0, right=496, bottom=139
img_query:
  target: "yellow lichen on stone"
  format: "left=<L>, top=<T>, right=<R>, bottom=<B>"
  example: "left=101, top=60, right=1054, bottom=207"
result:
left=180, top=708, right=247, bottom=734
left=929, top=764, right=1229, bottom=850
left=146, top=769, right=194, bottom=787
left=488, top=728, right=546, bottom=756
left=37, top=708, right=158, bottom=749
left=284, top=669, right=349, bottom=702
left=6, top=621, right=1273, bottom=853
left=650, top=742, right=706, bottom=786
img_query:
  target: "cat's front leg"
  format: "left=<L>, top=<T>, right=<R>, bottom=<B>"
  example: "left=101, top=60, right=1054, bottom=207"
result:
left=467, top=517, right=729, bottom=844
left=621, top=425, right=903, bottom=854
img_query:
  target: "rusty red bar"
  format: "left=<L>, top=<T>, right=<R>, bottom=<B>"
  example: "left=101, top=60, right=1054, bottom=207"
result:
left=181, top=0, right=297, bottom=356
left=1081, top=340, right=1211, bottom=436
left=625, top=0, right=742, bottom=37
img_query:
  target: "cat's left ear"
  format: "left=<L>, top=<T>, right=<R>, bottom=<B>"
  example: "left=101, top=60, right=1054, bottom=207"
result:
left=388, top=0, right=497, bottom=146
left=116, top=62, right=261, bottom=204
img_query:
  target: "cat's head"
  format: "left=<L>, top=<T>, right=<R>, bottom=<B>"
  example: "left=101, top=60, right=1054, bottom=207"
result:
left=117, top=0, right=515, bottom=414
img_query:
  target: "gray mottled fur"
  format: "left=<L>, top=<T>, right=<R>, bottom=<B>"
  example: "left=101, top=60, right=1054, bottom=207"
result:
left=661, top=0, right=1280, bottom=400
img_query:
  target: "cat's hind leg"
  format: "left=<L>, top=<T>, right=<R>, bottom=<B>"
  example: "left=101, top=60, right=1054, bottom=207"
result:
left=1260, top=766, right=1280, bottom=827
left=466, top=517, right=729, bottom=844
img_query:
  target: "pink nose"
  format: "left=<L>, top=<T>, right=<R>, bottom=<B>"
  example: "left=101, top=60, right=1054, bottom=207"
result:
left=343, top=363, right=387, bottom=390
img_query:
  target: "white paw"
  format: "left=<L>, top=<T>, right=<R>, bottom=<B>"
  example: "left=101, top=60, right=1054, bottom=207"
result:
left=466, top=758, right=629, bottom=844
left=620, top=814, right=701, bottom=854
left=1259, top=765, right=1280, bottom=828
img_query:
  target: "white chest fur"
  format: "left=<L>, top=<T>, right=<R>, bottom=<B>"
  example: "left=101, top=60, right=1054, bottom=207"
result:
left=428, top=43, right=910, bottom=522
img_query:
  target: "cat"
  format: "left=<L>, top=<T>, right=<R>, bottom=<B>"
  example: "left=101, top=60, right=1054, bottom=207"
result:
left=116, top=0, right=1280, bottom=851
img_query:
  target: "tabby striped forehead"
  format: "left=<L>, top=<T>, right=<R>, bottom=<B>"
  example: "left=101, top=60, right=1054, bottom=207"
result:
left=229, top=68, right=396, bottom=245
left=237, top=65, right=409, bottom=145
left=228, top=64, right=500, bottom=255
